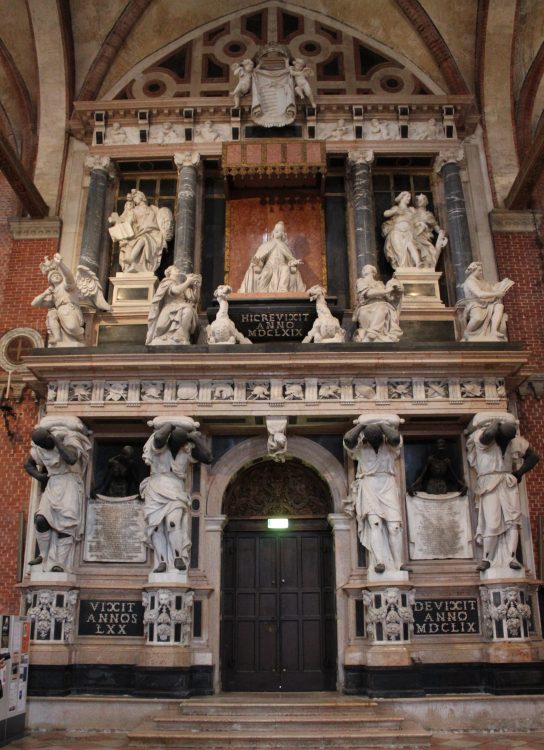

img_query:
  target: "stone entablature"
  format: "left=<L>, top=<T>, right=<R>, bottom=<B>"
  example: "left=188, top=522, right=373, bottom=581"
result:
left=71, top=94, right=476, bottom=147
left=43, top=375, right=508, bottom=415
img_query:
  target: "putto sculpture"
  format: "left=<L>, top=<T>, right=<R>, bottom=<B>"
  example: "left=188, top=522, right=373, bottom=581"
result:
left=382, top=191, right=447, bottom=270
left=352, top=265, right=403, bottom=342
left=207, top=285, right=252, bottom=345
left=140, top=417, right=213, bottom=574
left=24, top=416, right=92, bottom=573
left=146, top=267, right=202, bottom=346
left=459, top=262, right=514, bottom=341
left=466, top=412, right=539, bottom=572
left=32, top=254, right=110, bottom=348
left=344, top=413, right=408, bottom=575
left=238, top=221, right=305, bottom=294
left=108, top=189, right=174, bottom=274
left=303, top=286, right=346, bottom=343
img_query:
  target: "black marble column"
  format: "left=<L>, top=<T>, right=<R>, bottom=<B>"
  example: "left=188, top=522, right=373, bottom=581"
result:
left=79, top=157, right=112, bottom=274
left=439, top=154, right=473, bottom=302
left=173, top=153, right=200, bottom=273
left=349, top=150, right=377, bottom=274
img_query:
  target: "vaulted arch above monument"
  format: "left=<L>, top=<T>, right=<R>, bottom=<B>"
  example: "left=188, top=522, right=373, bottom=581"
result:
left=97, top=1, right=449, bottom=101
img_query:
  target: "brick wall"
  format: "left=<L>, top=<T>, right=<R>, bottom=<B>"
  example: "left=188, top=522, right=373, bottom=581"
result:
left=0, top=176, right=50, bottom=611
left=494, top=229, right=544, bottom=570
left=0, top=390, right=39, bottom=612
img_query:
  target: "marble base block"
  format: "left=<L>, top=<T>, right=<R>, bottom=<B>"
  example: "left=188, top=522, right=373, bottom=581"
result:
left=109, top=272, right=157, bottom=313
left=29, top=569, right=77, bottom=585
left=393, top=269, right=445, bottom=309
left=480, top=566, right=525, bottom=581
left=148, top=570, right=188, bottom=585
left=367, top=568, right=410, bottom=583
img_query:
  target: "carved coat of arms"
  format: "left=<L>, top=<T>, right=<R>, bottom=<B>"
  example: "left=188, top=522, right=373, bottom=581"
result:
left=233, top=44, right=299, bottom=128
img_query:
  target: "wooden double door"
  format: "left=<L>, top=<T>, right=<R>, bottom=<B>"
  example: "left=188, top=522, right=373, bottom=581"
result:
left=220, top=519, right=336, bottom=691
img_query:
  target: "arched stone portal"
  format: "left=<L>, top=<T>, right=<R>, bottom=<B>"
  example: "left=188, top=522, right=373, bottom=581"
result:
left=203, top=436, right=350, bottom=692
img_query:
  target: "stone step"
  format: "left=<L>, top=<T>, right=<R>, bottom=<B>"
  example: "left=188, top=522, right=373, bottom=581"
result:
left=152, top=713, right=405, bottom=732
left=177, top=699, right=379, bottom=716
left=128, top=721, right=432, bottom=748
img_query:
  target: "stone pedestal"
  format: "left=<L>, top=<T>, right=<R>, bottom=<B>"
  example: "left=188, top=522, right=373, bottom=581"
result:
left=393, top=269, right=444, bottom=309
left=109, top=272, right=157, bottom=313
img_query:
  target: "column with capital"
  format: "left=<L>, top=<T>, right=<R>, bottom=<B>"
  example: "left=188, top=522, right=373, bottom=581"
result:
left=435, top=148, right=473, bottom=301
left=80, top=156, right=116, bottom=275
left=348, top=149, right=377, bottom=274
left=173, top=151, right=200, bottom=273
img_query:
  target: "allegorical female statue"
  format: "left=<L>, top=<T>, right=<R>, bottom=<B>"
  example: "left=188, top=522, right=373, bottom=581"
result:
left=238, top=221, right=306, bottom=294
left=382, top=192, right=446, bottom=270
left=108, top=189, right=174, bottom=274
left=146, top=267, right=202, bottom=346
left=31, top=254, right=85, bottom=347
left=352, top=265, right=403, bottom=342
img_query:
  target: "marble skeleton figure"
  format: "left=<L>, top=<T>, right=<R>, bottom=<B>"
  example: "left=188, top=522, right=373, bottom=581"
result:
left=460, top=262, right=514, bottom=341
left=238, top=221, right=305, bottom=294
left=24, top=416, right=92, bottom=573
left=344, top=414, right=407, bottom=574
left=466, top=412, right=539, bottom=571
left=352, top=265, right=403, bottom=343
left=108, top=189, right=174, bottom=274
left=146, top=267, right=202, bottom=345
left=408, top=439, right=467, bottom=496
left=140, top=418, right=213, bottom=574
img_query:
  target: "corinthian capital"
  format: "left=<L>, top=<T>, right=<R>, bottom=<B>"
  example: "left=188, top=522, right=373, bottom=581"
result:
left=174, top=151, right=201, bottom=170
left=348, top=149, right=374, bottom=167
left=84, top=155, right=116, bottom=179
left=434, top=148, right=465, bottom=174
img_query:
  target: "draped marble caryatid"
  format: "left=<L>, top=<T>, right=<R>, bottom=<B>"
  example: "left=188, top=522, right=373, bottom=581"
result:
left=173, top=151, right=200, bottom=274
left=435, top=149, right=473, bottom=301
left=343, top=413, right=408, bottom=577
left=348, top=149, right=377, bottom=274
left=140, top=416, right=213, bottom=575
left=466, top=412, right=539, bottom=574
left=24, top=416, right=92, bottom=574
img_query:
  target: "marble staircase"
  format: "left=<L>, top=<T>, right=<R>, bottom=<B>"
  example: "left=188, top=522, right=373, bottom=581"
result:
left=127, top=693, right=432, bottom=748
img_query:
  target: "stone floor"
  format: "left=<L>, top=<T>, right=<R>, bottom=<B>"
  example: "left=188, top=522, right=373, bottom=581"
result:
left=5, top=731, right=544, bottom=749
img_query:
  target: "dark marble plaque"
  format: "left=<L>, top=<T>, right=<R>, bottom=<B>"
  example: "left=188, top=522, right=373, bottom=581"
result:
left=414, top=598, right=480, bottom=636
left=207, top=297, right=343, bottom=343
left=78, top=600, right=144, bottom=637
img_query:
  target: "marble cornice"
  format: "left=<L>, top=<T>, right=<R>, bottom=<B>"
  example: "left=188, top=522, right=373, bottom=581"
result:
left=9, top=217, right=62, bottom=239
left=23, top=343, right=527, bottom=382
left=490, top=209, right=543, bottom=233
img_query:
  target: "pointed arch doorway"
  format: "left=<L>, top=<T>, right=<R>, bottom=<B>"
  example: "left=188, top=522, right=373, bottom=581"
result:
left=220, top=458, right=337, bottom=691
